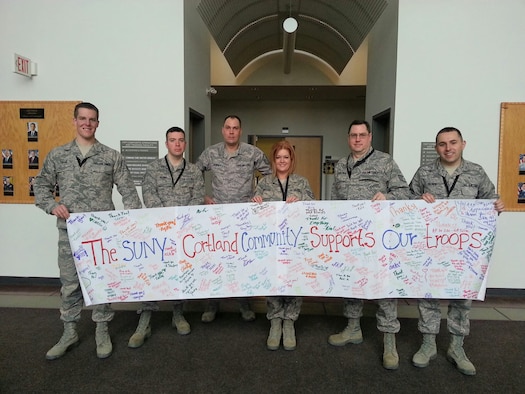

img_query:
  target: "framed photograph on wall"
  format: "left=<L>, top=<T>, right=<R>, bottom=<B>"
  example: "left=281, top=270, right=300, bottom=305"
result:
left=2, top=149, right=13, bottom=169
left=27, top=121, right=38, bottom=141
left=3, top=176, right=14, bottom=196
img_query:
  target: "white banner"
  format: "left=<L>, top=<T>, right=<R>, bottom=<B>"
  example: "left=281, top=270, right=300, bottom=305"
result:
left=66, top=199, right=498, bottom=305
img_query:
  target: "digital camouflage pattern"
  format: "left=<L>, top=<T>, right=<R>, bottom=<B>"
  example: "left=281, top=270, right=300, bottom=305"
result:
left=331, top=148, right=410, bottom=201
left=196, top=142, right=271, bottom=203
left=139, top=156, right=205, bottom=311
left=255, top=173, right=314, bottom=321
left=34, top=140, right=141, bottom=322
left=254, top=173, right=314, bottom=202
left=410, top=158, right=498, bottom=335
left=34, top=140, right=142, bottom=228
left=142, top=157, right=204, bottom=208
left=332, top=147, right=409, bottom=333
left=409, top=158, right=498, bottom=200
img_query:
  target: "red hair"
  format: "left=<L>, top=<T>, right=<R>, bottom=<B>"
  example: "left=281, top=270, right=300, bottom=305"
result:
left=270, top=140, right=296, bottom=176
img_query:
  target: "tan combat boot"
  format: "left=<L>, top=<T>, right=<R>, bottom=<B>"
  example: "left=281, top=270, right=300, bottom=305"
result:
left=95, top=322, right=113, bottom=359
left=128, top=310, right=152, bottom=348
left=383, top=333, right=399, bottom=370
left=412, top=334, right=437, bottom=367
left=283, top=319, right=296, bottom=351
left=328, top=318, right=363, bottom=346
left=267, top=318, right=282, bottom=350
left=447, top=335, right=476, bottom=375
left=201, top=301, right=219, bottom=323
left=172, top=304, right=191, bottom=335
left=46, top=322, right=79, bottom=360
left=239, top=300, right=256, bottom=322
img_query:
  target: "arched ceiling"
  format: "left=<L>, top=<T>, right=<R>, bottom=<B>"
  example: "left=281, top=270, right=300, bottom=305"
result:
left=197, top=0, right=388, bottom=76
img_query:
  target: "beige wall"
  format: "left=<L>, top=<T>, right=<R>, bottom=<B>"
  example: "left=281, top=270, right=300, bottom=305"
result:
left=211, top=37, right=369, bottom=86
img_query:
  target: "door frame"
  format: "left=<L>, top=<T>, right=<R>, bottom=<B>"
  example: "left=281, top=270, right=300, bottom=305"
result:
left=248, top=134, right=323, bottom=200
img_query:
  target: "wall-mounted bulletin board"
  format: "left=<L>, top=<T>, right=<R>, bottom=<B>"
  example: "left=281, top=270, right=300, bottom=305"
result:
left=498, top=102, right=525, bottom=211
left=1, top=101, right=80, bottom=204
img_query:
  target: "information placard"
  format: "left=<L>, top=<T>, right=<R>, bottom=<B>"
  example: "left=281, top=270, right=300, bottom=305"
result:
left=120, top=140, right=159, bottom=185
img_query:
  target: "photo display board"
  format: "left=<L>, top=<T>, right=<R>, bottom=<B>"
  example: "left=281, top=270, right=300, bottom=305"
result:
left=498, top=102, right=525, bottom=211
left=1, top=101, right=80, bottom=204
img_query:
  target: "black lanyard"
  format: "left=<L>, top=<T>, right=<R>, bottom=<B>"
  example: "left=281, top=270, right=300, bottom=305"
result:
left=165, top=157, right=185, bottom=187
left=346, top=148, right=375, bottom=179
left=76, top=157, right=88, bottom=167
left=442, top=175, right=459, bottom=197
left=278, top=176, right=289, bottom=201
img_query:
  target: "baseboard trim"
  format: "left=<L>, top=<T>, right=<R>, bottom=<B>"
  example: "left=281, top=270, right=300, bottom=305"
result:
left=485, top=288, right=525, bottom=297
left=0, top=276, right=60, bottom=287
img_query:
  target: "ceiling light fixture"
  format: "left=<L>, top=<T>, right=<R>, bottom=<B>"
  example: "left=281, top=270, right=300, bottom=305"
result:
left=282, top=16, right=298, bottom=74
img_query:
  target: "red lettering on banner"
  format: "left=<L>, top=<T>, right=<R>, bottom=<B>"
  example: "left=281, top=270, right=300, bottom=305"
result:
left=81, top=238, right=118, bottom=266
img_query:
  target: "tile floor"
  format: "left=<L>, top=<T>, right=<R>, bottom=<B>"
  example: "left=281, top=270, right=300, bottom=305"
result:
left=1, top=284, right=525, bottom=321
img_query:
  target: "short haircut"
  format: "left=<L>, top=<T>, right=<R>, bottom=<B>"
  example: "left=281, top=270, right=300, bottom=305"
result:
left=223, top=115, right=242, bottom=128
left=435, top=127, right=463, bottom=143
left=271, top=140, right=296, bottom=176
left=166, top=126, right=185, bottom=139
left=348, top=120, right=371, bottom=134
left=74, top=102, right=99, bottom=119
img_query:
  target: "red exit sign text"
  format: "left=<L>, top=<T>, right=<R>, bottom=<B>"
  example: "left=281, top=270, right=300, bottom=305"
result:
left=14, top=53, right=32, bottom=77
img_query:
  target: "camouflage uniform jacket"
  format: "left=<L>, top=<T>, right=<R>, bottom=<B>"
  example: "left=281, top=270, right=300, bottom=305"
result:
left=254, top=173, right=314, bottom=202
left=34, top=140, right=142, bottom=228
left=409, top=158, right=498, bottom=199
left=196, top=142, right=271, bottom=203
left=141, top=156, right=204, bottom=208
left=331, top=148, right=410, bottom=201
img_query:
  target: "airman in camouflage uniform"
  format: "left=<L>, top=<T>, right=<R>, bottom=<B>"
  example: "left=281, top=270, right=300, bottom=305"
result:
left=34, top=102, right=142, bottom=360
left=328, top=120, right=410, bottom=370
left=196, top=115, right=271, bottom=323
left=253, top=140, right=315, bottom=351
left=409, top=127, right=504, bottom=375
left=128, top=127, right=204, bottom=348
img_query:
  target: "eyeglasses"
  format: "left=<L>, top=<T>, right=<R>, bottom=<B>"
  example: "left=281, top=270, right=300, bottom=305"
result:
left=348, top=133, right=369, bottom=139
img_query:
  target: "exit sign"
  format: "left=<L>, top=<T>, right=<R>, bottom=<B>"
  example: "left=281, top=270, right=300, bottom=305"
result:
left=14, top=53, right=32, bottom=77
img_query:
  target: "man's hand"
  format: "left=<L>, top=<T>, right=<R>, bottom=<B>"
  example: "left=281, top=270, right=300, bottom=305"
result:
left=52, top=205, right=70, bottom=219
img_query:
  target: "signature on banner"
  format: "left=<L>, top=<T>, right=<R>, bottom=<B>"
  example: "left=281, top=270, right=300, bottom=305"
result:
left=66, top=200, right=498, bottom=305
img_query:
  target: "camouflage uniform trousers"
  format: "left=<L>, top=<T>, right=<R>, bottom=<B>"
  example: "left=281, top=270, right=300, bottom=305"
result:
left=343, top=298, right=400, bottom=333
left=417, top=298, right=471, bottom=336
left=138, top=300, right=186, bottom=313
left=266, top=297, right=302, bottom=321
left=58, top=228, right=114, bottom=323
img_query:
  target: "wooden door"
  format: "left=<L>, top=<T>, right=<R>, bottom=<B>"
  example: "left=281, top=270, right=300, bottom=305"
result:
left=252, top=135, right=322, bottom=200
